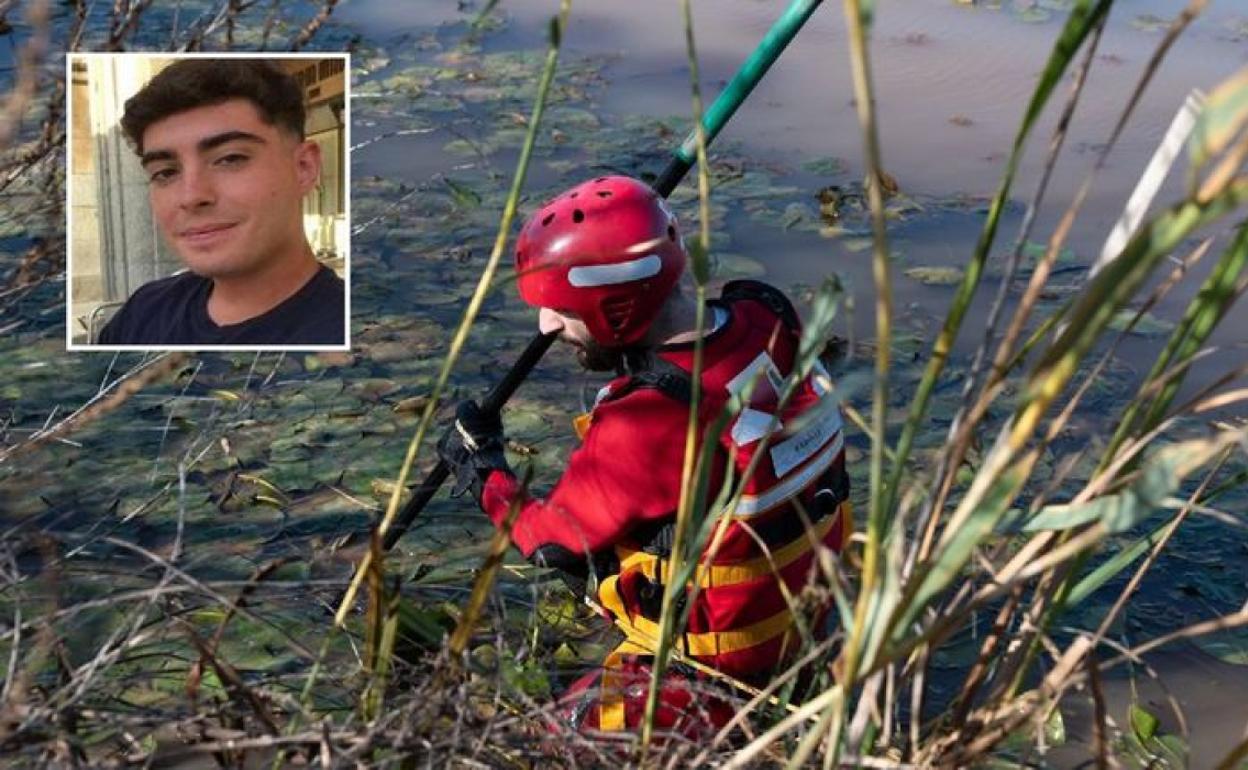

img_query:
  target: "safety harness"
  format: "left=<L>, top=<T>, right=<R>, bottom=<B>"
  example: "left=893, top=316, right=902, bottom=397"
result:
left=581, top=281, right=852, bottom=728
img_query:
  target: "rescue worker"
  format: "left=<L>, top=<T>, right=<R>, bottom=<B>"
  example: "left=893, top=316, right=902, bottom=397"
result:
left=437, top=175, right=851, bottom=736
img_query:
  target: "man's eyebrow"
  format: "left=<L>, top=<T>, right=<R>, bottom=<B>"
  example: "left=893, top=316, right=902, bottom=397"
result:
left=139, top=149, right=175, bottom=168
left=139, top=130, right=267, bottom=168
left=198, top=130, right=266, bottom=152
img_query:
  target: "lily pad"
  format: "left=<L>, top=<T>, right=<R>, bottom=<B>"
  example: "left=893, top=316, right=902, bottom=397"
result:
left=1131, top=14, right=1170, bottom=32
left=842, top=237, right=875, bottom=253
left=905, top=266, right=965, bottom=286
left=802, top=156, right=849, bottom=176
left=1107, top=309, right=1176, bottom=337
left=1021, top=240, right=1078, bottom=265
left=1192, top=628, right=1248, bottom=665
left=781, top=202, right=819, bottom=231
left=711, top=252, right=767, bottom=279
left=1017, top=6, right=1051, bottom=24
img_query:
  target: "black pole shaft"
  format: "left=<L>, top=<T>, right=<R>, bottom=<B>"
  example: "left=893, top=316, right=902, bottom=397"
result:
left=652, top=155, right=693, bottom=200
left=383, top=330, right=558, bottom=550
left=383, top=0, right=824, bottom=550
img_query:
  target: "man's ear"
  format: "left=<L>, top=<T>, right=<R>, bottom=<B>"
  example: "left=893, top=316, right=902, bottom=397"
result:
left=293, top=140, right=322, bottom=195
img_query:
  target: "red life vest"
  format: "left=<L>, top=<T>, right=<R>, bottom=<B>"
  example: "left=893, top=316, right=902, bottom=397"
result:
left=481, top=281, right=851, bottom=708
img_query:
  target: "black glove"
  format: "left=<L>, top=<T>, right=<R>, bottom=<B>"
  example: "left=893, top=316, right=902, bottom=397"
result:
left=436, top=400, right=512, bottom=502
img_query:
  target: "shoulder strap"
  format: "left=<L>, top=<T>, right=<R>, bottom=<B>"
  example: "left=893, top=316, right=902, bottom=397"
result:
left=721, top=279, right=801, bottom=333
left=603, top=355, right=692, bottom=404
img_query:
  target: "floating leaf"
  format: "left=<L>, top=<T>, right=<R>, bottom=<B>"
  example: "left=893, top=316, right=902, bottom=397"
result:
left=1130, top=13, right=1170, bottom=32
left=842, top=237, right=875, bottom=253
left=1193, top=628, right=1248, bottom=665
left=905, top=266, right=965, bottom=286
left=392, top=395, right=431, bottom=413
left=442, top=177, right=482, bottom=209
left=711, top=252, right=766, bottom=279
left=1021, top=239, right=1078, bottom=264
left=1129, top=703, right=1159, bottom=742
left=1044, top=707, right=1066, bottom=746
left=802, top=156, right=849, bottom=176
left=1019, top=6, right=1052, bottom=24
left=1107, top=309, right=1176, bottom=336
left=781, top=202, right=817, bottom=230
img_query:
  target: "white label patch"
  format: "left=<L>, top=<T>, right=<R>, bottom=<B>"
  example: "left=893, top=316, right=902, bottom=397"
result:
left=731, top=407, right=781, bottom=447
left=769, top=404, right=844, bottom=478
left=725, top=352, right=785, bottom=404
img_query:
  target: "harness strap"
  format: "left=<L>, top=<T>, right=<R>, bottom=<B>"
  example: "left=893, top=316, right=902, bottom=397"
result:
left=720, top=279, right=801, bottom=335
left=616, top=501, right=851, bottom=589
left=598, top=637, right=651, bottom=731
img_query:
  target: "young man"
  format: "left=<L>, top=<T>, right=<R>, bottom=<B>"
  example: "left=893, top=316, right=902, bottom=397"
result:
left=97, top=59, right=344, bottom=346
left=439, top=176, right=852, bottom=736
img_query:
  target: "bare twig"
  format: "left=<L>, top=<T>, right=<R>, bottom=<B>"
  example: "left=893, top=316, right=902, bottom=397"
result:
left=0, top=353, right=188, bottom=463
left=288, top=0, right=340, bottom=51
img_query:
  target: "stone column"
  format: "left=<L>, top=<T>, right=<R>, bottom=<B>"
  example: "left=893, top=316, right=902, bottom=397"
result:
left=87, top=56, right=179, bottom=306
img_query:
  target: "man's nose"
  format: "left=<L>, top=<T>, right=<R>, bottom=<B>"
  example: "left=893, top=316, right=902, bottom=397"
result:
left=175, top=165, right=215, bottom=210
left=538, top=307, right=565, bottom=335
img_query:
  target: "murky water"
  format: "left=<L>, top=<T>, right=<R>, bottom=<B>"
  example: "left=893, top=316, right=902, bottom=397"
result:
left=334, top=1, right=1248, bottom=762
left=0, top=2, right=1243, bottom=764
left=344, top=0, right=1248, bottom=393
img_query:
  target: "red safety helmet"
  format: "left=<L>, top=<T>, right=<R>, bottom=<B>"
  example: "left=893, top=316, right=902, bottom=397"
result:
left=515, top=176, right=686, bottom=347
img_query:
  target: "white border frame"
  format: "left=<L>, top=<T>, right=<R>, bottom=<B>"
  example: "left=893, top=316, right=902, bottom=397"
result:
left=65, top=51, right=352, bottom=353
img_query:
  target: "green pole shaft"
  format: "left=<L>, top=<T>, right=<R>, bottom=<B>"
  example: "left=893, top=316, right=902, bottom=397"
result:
left=653, top=0, right=824, bottom=194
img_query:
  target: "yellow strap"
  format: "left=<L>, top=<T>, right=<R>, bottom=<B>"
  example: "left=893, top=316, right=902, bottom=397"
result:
left=598, top=573, right=794, bottom=658
left=572, top=412, right=592, bottom=441
left=591, top=503, right=856, bottom=729
left=616, top=501, right=849, bottom=588
left=598, top=637, right=650, bottom=731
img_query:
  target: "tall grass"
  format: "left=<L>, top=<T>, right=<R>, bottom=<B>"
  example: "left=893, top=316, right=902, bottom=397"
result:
left=704, top=1, right=1248, bottom=766
left=4, top=0, right=1248, bottom=767
left=644, top=0, right=1248, bottom=765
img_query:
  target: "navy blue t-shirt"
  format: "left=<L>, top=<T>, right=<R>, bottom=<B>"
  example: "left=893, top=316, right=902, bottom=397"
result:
left=97, top=265, right=345, bottom=346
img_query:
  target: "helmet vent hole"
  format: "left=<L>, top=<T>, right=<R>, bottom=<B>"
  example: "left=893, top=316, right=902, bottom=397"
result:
left=570, top=192, right=579, bottom=199
left=597, top=190, right=612, bottom=198
left=542, top=213, right=555, bottom=226
left=572, top=209, right=585, bottom=223
left=602, top=296, right=634, bottom=330
left=667, top=225, right=676, bottom=241
left=595, top=176, right=607, bottom=182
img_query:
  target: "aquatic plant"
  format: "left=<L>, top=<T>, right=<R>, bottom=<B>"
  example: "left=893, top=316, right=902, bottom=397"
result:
left=1, top=0, right=1246, bottom=767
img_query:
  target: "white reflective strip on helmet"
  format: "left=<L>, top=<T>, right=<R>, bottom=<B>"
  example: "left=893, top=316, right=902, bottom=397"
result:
left=567, top=254, right=662, bottom=287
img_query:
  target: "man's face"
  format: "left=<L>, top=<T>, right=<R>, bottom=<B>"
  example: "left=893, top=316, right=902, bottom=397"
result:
left=538, top=307, right=623, bottom=372
left=139, top=98, right=319, bottom=279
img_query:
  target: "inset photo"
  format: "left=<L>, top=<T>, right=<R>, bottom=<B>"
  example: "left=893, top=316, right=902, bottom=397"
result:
left=67, top=53, right=349, bottom=349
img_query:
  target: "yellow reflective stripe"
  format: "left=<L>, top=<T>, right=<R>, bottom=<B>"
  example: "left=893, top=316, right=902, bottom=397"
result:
left=623, top=604, right=792, bottom=657
left=598, top=638, right=649, bottom=731
left=697, top=504, right=844, bottom=587
left=614, top=501, right=848, bottom=588
left=617, top=546, right=658, bottom=576
left=573, top=412, right=592, bottom=441
left=599, top=573, right=794, bottom=657
left=598, top=573, right=629, bottom=621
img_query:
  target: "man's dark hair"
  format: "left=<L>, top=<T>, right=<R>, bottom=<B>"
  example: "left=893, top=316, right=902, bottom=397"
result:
left=122, top=59, right=305, bottom=154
